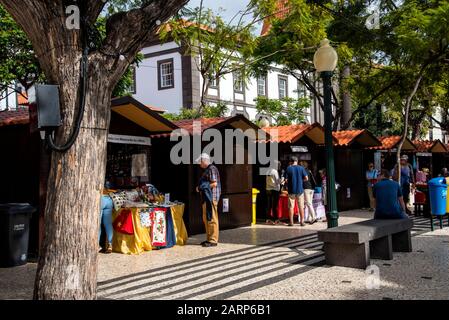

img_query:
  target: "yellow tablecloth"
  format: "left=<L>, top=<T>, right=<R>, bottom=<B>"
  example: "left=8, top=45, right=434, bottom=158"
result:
left=171, top=204, right=188, bottom=245
left=112, top=208, right=152, bottom=255
left=112, top=204, right=188, bottom=254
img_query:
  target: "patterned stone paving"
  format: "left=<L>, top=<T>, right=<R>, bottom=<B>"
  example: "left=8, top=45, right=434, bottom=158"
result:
left=1, top=211, right=448, bottom=300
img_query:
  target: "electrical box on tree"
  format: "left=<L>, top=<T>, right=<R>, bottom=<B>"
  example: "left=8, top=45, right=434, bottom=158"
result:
left=28, top=84, right=61, bottom=133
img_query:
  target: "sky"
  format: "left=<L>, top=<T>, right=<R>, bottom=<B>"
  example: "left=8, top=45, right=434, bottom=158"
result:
left=188, top=0, right=249, bottom=20
left=187, top=0, right=263, bottom=33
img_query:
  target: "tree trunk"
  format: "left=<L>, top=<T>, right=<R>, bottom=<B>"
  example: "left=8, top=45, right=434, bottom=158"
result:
left=34, top=53, right=112, bottom=299
left=340, top=65, right=352, bottom=129
left=0, top=0, right=188, bottom=300
left=395, top=74, right=424, bottom=183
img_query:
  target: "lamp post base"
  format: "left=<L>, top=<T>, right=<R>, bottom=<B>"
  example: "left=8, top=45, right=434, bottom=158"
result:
left=327, top=210, right=339, bottom=228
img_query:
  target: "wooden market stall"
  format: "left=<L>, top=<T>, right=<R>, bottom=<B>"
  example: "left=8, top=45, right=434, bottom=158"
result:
left=150, top=115, right=262, bottom=235
left=332, top=129, right=382, bottom=211
left=367, top=136, right=417, bottom=172
left=0, top=109, right=42, bottom=258
left=0, top=96, right=187, bottom=256
left=412, top=139, right=448, bottom=178
left=255, top=123, right=330, bottom=220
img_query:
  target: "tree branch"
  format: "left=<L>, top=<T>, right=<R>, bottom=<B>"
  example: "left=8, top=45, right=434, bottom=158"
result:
left=341, top=76, right=402, bottom=129
left=101, top=0, right=189, bottom=85
left=85, top=0, right=107, bottom=25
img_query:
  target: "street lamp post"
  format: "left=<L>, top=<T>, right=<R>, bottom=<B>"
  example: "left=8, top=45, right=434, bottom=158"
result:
left=313, top=39, right=339, bottom=228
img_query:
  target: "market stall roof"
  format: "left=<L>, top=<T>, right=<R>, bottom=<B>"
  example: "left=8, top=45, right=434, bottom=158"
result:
left=111, top=96, right=177, bottom=133
left=261, top=123, right=332, bottom=145
left=332, top=129, right=381, bottom=147
left=413, top=139, right=448, bottom=153
left=368, top=136, right=417, bottom=151
left=0, top=108, right=29, bottom=127
left=151, top=115, right=264, bottom=139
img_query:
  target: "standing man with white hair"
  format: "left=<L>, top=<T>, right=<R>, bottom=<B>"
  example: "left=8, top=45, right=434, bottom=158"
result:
left=196, top=153, right=221, bottom=247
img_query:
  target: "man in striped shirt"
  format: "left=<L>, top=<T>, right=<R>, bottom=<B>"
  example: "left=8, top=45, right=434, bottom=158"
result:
left=196, top=153, right=221, bottom=247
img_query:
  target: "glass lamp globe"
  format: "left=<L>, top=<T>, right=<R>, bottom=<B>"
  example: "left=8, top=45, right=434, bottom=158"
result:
left=313, top=39, right=338, bottom=72
left=259, top=117, right=270, bottom=128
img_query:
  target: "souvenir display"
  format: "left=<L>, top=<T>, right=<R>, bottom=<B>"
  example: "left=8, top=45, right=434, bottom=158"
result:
left=150, top=208, right=168, bottom=247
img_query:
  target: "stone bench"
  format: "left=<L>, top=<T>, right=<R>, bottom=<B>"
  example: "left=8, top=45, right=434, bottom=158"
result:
left=317, top=219, right=414, bottom=269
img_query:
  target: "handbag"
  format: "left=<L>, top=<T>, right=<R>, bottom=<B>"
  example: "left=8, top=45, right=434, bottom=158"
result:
left=113, top=209, right=134, bottom=235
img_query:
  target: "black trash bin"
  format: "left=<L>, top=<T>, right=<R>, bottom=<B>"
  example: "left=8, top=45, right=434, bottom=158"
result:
left=0, top=203, right=36, bottom=268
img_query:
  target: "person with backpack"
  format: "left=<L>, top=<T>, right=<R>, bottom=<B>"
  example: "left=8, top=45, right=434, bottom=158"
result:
left=301, top=161, right=317, bottom=224
left=392, top=155, right=415, bottom=215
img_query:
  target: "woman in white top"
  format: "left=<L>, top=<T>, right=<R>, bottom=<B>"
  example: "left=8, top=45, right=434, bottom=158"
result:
left=266, top=160, right=281, bottom=225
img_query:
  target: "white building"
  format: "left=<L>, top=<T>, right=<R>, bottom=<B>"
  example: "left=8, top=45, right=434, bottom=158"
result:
left=131, top=39, right=325, bottom=125
left=0, top=83, right=21, bottom=111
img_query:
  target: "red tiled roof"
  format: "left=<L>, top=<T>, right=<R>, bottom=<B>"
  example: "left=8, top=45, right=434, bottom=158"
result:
left=145, top=105, right=165, bottom=113
left=0, top=108, right=30, bottom=127
left=17, top=93, right=29, bottom=106
left=332, top=129, right=365, bottom=146
left=261, top=0, right=291, bottom=36
left=174, top=117, right=229, bottom=135
left=413, top=140, right=448, bottom=153
left=262, top=123, right=315, bottom=143
left=371, top=136, right=402, bottom=150
left=413, top=140, right=434, bottom=152
left=151, top=117, right=231, bottom=138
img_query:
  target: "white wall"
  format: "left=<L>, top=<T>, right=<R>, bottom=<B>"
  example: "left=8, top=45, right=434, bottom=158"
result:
left=205, top=68, right=312, bottom=124
left=133, top=42, right=184, bottom=114
left=134, top=41, right=315, bottom=123
left=0, top=85, right=19, bottom=111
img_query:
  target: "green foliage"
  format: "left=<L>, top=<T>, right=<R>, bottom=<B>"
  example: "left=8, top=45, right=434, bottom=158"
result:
left=104, top=0, right=149, bottom=15
left=0, top=5, right=42, bottom=92
left=0, top=4, right=142, bottom=100
left=163, top=102, right=228, bottom=121
left=329, top=0, right=449, bottom=134
left=252, top=0, right=449, bottom=135
left=159, top=1, right=262, bottom=108
left=255, top=95, right=310, bottom=125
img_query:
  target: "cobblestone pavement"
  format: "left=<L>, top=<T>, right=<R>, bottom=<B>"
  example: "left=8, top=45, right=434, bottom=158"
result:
left=1, top=210, right=448, bottom=300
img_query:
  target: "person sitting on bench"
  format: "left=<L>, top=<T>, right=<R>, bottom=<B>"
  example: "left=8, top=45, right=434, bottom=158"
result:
left=373, top=169, right=409, bottom=219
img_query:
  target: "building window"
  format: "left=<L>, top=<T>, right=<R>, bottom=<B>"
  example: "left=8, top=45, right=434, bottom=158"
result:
left=233, top=72, right=245, bottom=93
left=208, top=72, right=219, bottom=89
left=128, top=66, right=136, bottom=94
left=278, top=76, right=288, bottom=99
left=257, top=76, right=267, bottom=97
left=158, top=58, right=174, bottom=90
left=296, top=81, right=307, bottom=98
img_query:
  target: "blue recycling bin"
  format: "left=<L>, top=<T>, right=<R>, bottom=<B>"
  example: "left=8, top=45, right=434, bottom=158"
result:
left=428, top=178, right=447, bottom=216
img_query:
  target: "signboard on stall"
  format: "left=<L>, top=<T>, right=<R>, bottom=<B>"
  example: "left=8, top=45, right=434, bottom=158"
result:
left=222, top=198, right=229, bottom=213
left=291, top=146, right=309, bottom=153
left=108, top=134, right=152, bottom=146
left=416, top=152, right=432, bottom=157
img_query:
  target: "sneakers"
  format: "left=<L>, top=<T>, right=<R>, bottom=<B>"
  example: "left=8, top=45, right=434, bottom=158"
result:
left=105, top=241, right=113, bottom=254
left=202, top=241, right=218, bottom=247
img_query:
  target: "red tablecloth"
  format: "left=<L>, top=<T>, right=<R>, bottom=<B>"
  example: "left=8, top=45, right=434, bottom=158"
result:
left=272, top=195, right=299, bottom=220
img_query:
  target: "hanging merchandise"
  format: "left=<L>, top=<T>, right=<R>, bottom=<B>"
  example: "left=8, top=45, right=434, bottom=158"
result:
left=131, top=153, right=148, bottom=177
left=151, top=208, right=167, bottom=247
left=139, top=208, right=152, bottom=228
left=109, top=191, right=127, bottom=211
left=113, top=209, right=134, bottom=235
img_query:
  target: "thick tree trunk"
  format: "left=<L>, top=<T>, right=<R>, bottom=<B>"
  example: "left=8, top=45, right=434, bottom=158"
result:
left=0, top=0, right=188, bottom=300
left=34, top=53, right=112, bottom=299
